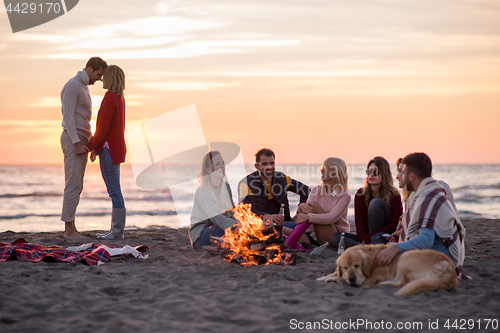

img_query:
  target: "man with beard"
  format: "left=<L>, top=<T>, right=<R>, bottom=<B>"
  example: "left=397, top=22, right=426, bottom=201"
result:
left=376, top=152, right=466, bottom=278
left=386, top=157, right=459, bottom=243
left=60, top=57, right=107, bottom=239
left=238, top=148, right=310, bottom=227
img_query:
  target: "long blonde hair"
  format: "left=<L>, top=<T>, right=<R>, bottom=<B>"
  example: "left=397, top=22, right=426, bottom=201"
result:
left=363, top=156, right=398, bottom=206
left=320, top=157, right=349, bottom=196
left=199, top=151, right=233, bottom=212
left=103, top=65, right=125, bottom=99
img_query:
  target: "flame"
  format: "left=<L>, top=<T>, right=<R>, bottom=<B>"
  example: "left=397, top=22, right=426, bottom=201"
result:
left=219, top=203, right=293, bottom=266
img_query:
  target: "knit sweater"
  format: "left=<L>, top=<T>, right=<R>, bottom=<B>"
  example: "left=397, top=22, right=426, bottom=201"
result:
left=188, top=184, right=236, bottom=246
left=305, top=185, right=351, bottom=233
left=61, top=69, right=92, bottom=143
left=87, top=91, right=126, bottom=164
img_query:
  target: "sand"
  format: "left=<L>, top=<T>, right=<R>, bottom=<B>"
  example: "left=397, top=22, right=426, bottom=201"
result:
left=0, top=219, right=499, bottom=333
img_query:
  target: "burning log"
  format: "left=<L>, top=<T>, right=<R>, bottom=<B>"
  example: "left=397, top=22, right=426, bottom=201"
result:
left=247, top=236, right=285, bottom=252
left=261, top=224, right=276, bottom=236
left=263, top=249, right=280, bottom=260
left=248, top=254, right=268, bottom=265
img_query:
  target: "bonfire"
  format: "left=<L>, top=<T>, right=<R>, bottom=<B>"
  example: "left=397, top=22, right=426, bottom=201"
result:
left=216, top=203, right=294, bottom=266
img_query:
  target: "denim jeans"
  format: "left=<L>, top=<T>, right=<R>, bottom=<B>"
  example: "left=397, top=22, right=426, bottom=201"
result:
left=99, top=148, right=125, bottom=209
left=193, top=224, right=225, bottom=249
left=370, top=232, right=389, bottom=245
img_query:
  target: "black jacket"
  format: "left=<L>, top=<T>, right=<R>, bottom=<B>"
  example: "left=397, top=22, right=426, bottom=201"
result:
left=238, top=171, right=310, bottom=221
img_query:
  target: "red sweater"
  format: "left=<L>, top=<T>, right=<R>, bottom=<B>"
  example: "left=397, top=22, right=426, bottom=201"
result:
left=87, top=92, right=126, bottom=164
left=354, top=187, right=403, bottom=244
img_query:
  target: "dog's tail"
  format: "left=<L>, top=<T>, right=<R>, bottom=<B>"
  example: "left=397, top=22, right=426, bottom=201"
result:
left=394, top=260, right=459, bottom=297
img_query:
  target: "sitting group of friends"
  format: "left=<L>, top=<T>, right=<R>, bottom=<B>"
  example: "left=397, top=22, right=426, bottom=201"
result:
left=188, top=148, right=466, bottom=277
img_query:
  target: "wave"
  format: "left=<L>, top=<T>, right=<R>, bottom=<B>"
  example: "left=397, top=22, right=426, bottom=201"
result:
left=0, top=192, right=173, bottom=201
left=0, top=192, right=62, bottom=199
left=454, top=195, right=500, bottom=204
left=0, top=209, right=178, bottom=220
left=83, top=195, right=174, bottom=202
left=454, top=183, right=500, bottom=191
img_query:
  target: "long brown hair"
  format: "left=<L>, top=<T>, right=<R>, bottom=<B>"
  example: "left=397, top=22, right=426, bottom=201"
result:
left=363, top=156, right=397, bottom=206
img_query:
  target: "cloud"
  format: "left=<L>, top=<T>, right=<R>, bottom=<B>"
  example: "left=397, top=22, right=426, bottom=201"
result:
left=27, top=97, right=60, bottom=108
left=0, top=119, right=61, bottom=133
left=136, top=81, right=237, bottom=91
left=26, top=95, right=143, bottom=109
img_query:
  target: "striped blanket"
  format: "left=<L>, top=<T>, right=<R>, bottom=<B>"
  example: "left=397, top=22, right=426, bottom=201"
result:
left=400, top=177, right=466, bottom=277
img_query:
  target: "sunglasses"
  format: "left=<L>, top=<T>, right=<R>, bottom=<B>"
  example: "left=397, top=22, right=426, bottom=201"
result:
left=366, top=169, right=380, bottom=177
left=320, top=165, right=334, bottom=172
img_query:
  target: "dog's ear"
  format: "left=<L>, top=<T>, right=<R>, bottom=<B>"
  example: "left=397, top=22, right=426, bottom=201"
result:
left=362, top=250, right=375, bottom=277
left=335, top=257, right=343, bottom=277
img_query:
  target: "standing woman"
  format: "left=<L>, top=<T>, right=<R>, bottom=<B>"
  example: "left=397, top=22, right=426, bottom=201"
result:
left=284, top=157, right=351, bottom=248
left=87, top=65, right=127, bottom=239
left=189, top=151, right=237, bottom=249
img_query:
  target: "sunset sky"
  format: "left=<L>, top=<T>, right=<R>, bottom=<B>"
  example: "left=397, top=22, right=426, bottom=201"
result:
left=1, top=0, right=499, bottom=165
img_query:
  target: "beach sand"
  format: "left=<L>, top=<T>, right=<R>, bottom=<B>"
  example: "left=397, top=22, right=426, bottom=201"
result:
left=1, top=219, right=499, bottom=333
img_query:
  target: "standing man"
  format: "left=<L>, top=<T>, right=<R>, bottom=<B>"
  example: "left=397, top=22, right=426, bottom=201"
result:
left=376, top=152, right=466, bottom=277
left=238, top=148, right=310, bottom=226
left=60, top=57, right=107, bottom=239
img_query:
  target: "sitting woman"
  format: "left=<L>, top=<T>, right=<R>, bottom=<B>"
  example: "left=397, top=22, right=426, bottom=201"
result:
left=189, top=151, right=237, bottom=249
left=332, top=156, right=403, bottom=249
left=283, top=157, right=351, bottom=249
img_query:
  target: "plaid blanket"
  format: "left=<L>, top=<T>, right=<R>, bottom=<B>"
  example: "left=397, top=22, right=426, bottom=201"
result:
left=401, top=177, right=466, bottom=277
left=0, top=239, right=139, bottom=266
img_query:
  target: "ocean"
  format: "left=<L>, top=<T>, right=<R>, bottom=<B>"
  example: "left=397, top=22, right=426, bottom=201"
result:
left=1, top=164, right=499, bottom=233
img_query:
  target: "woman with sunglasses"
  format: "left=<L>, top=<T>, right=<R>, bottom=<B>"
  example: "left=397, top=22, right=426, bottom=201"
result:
left=189, top=151, right=237, bottom=249
left=283, top=157, right=351, bottom=249
left=332, top=156, right=402, bottom=249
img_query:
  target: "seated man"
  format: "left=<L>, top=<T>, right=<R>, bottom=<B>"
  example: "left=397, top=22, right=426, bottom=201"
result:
left=238, top=148, right=310, bottom=226
left=386, top=157, right=460, bottom=243
left=376, top=152, right=466, bottom=278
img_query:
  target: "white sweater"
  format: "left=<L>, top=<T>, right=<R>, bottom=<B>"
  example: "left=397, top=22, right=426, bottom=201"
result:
left=188, top=184, right=236, bottom=246
left=61, top=69, right=92, bottom=143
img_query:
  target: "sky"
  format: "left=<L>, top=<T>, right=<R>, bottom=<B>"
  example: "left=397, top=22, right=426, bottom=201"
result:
left=0, top=0, right=499, bottom=165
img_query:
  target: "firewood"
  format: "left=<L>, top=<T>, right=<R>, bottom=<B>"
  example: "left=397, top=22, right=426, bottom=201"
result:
left=261, top=225, right=276, bottom=236
left=248, top=254, right=268, bottom=265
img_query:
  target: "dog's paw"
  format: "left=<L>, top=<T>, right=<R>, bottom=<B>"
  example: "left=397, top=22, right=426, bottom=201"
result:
left=317, top=273, right=339, bottom=283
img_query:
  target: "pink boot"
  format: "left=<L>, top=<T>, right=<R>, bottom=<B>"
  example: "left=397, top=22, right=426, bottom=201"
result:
left=284, top=222, right=311, bottom=251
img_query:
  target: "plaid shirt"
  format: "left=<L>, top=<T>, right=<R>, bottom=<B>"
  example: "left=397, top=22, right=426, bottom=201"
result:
left=1, top=239, right=110, bottom=266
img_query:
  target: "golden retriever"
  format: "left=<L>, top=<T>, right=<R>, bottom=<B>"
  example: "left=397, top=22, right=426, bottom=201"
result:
left=317, top=244, right=458, bottom=296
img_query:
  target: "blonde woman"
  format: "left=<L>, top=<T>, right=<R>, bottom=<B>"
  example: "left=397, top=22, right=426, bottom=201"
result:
left=283, top=157, right=351, bottom=248
left=87, top=65, right=127, bottom=239
left=189, top=151, right=237, bottom=249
